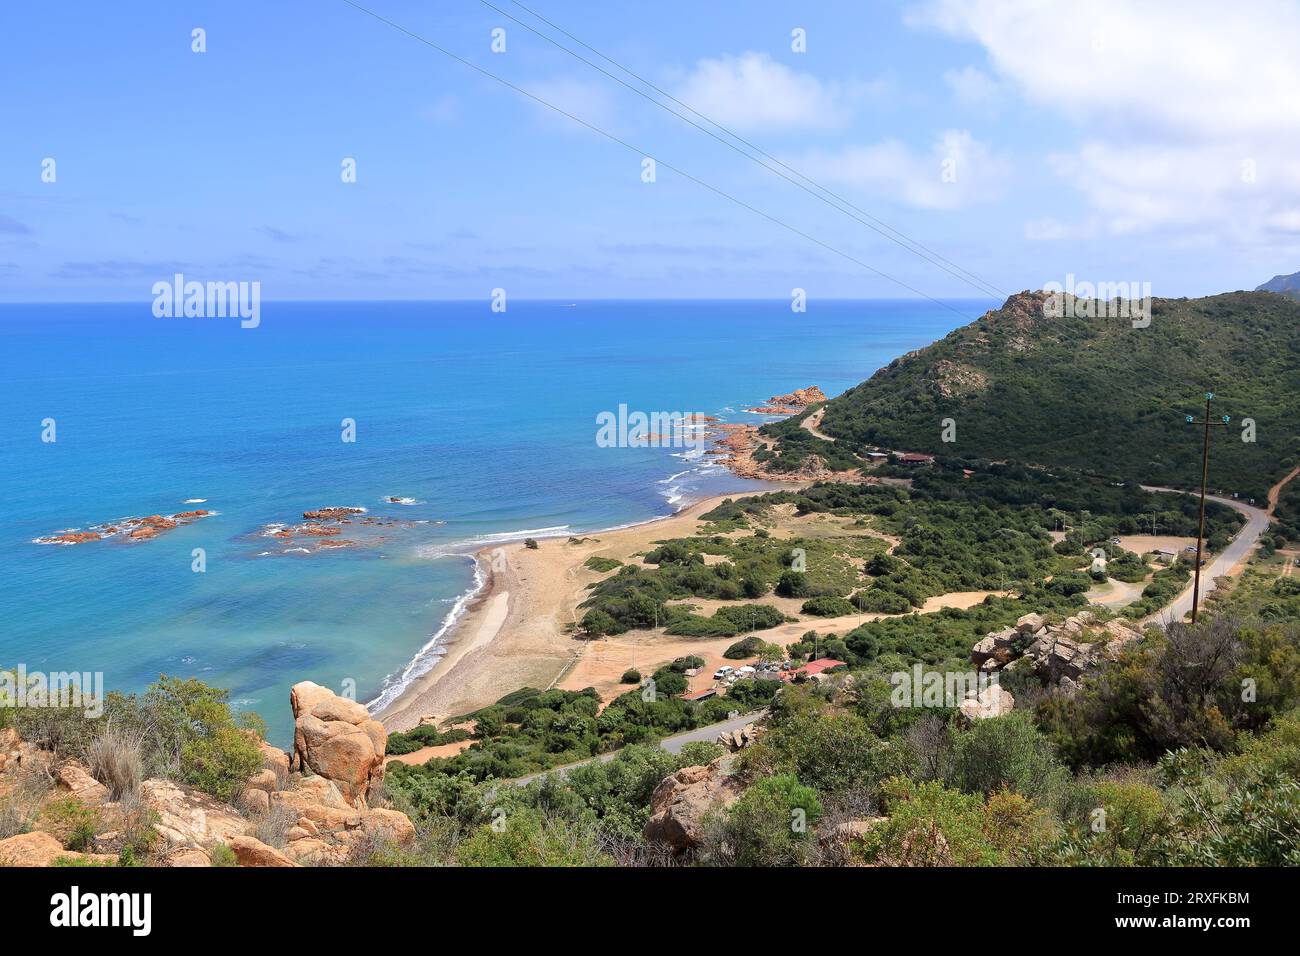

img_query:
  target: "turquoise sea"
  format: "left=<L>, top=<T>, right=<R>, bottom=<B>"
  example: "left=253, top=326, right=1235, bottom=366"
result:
left=0, top=299, right=988, bottom=744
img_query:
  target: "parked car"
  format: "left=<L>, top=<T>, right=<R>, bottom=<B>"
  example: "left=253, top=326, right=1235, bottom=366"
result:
left=713, top=665, right=734, bottom=679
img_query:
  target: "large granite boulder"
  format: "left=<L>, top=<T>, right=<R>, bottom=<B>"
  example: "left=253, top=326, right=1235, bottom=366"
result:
left=290, top=681, right=386, bottom=808
left=957, top=682, right=1016, bottom=721
left=0, top=831, right=115, bottom=867
left=970, top=627, right=1019, bottom=667
left=228, top=835, right=296, bottom=867
left=1015, top=612, right=1046, bottom=634
left=643, top=756, right=743, bottom=855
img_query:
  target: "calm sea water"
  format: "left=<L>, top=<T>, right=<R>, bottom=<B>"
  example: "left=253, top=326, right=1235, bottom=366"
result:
left=0, top=299, right=984, bottom=743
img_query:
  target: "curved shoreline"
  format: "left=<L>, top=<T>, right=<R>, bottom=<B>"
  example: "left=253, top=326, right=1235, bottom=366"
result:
left=371, top=489, right=792, bottom=731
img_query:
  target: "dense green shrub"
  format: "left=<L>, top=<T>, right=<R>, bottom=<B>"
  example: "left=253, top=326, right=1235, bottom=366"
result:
left=801, top=596, right=857, bottom=617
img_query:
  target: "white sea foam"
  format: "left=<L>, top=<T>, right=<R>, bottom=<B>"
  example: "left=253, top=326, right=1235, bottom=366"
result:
left=365, top=554, right=488, bottom=714
left=365, top=449, right=748, bottom=716
left=460, top=524, right=572, bottom=546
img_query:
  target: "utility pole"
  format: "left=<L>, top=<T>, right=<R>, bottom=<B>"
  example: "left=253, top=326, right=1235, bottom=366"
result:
left=1186, top=392, right=1231, bottom=624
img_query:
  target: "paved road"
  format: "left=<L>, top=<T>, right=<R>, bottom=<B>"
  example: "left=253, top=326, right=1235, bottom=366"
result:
left=510, top=710, right=765, bottom=787
left=1138, top=487, right=1269, bottom=626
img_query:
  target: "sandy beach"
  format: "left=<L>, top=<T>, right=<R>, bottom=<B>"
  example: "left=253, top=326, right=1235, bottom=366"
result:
left=375, top=477, right=1011, bottom=731
left=375, top=491, right=782, bottom=731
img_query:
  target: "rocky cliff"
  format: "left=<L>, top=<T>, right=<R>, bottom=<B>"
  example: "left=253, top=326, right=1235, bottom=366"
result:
left=0, top=682, right=414, bottom=867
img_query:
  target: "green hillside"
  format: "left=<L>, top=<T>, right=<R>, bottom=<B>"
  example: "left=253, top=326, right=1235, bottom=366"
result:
left=763, top=291, right=1300, bottom=500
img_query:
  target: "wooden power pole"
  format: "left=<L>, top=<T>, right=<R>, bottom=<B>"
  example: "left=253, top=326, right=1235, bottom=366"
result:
left=1186, top=392, right=1230, bottom=623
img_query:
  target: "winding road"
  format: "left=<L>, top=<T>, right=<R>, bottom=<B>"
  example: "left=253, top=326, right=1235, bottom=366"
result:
left=1139, top=487, right=1271, bottom=627
left=510, top=710, right=765, bottom=786
left=800, top=406, right=836, bottom=442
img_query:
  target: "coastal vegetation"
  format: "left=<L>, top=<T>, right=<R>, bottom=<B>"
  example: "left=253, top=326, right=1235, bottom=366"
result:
left=761, top=291, right=1300, bottom=501
left=386, top=677, right=780, bottom=785
left=367, top=448, right=1297, bottom=867
left=1, top=675, right=270, bottom=866
left=375, top=609, right=1300, bottom=867
left=1, top=676, right=263, bottom=806
left=578, top=461, right=1238, bottom=644
left=384, top=725, right=473, bottom=757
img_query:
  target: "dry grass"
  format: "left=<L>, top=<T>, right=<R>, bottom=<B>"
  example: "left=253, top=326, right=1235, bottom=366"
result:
left=88, top=727, right=145, bottom=799
left=0, top=775, right=50, bottom=840
left=252, top=802, right=298, bottom=849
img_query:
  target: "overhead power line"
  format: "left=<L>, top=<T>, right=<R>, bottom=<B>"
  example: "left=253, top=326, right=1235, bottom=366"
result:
left=337, top=0, right=988, bottom=320
left=486, top=0, right=1007, bottom=300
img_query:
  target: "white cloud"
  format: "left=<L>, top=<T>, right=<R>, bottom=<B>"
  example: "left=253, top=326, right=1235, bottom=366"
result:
left=916, top=0, right=1300, bottom=136
left=943, top=66, right=1000, bottom=108
left=784, top=130, right=1011, bottom=210
left=914, top=0, right=1300, bottom=241
left=672, top=52, right=850, bottom=131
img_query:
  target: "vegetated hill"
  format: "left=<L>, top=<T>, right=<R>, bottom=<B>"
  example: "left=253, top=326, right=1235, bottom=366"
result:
left=1257, top=270, right=1300, bottom=301
left=764, top=290, right=1300, bottom=501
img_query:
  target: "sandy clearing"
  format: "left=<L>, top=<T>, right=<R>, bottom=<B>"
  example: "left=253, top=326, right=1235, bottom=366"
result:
left=1087, top=577, right=1149, bottom=608
left=1115, top=534, right=1196, bottom=555
left=917, top=590, right=1007, bottom=612
left=384, top=738, right=474, bottom=766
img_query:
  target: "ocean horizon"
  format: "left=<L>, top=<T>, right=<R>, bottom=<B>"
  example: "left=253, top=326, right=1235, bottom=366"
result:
left=1, top=298, right=991, bottom=744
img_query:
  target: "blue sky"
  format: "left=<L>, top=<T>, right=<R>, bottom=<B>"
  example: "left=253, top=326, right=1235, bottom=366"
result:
left=3, top=0, right=1300, bottom=301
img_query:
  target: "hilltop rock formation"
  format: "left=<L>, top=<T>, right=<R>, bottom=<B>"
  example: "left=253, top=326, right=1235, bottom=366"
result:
left=716, top=723, right=759, bottom=752
left=748, top=386, right=828, bottom=415
left=643, top=755, right=743, bottom=855
left=971, top=610, right=1144, bottom=695
left=0, top=681, right=414, bottom=868
left=290, top=681, right=387, bottom=808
